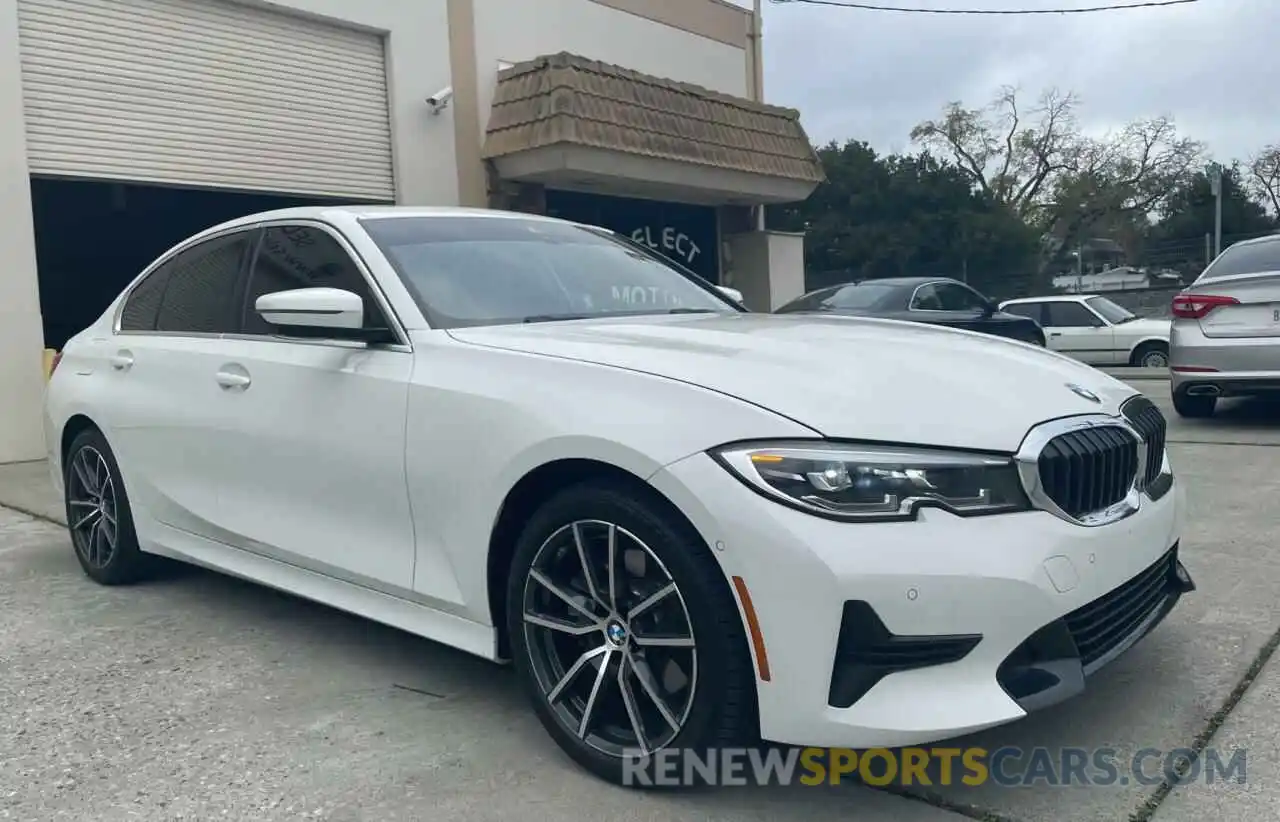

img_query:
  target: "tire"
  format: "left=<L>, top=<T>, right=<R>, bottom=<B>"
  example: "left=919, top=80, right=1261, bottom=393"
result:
left=1172, top=388, right=1216, bottom=419
left=506, top=480, right=757, bottom=787
left=1131, top=342, right=1169, bottom=369
left=63, top=427, right=151, bottom=585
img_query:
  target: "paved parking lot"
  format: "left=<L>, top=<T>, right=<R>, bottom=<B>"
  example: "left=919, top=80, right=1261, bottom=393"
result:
left=1, top=382, right=1276, bottom=822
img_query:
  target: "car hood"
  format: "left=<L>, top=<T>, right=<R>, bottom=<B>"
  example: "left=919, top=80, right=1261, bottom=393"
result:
left=446, top=313, right=1138, bottom=452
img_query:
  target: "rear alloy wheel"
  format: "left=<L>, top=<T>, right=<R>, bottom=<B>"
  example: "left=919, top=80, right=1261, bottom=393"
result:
left=1132, top=342, right=1170, bottom=369
left=64, top=428, right=150, bottom=585
left=1172, top=388, right=1216, bottom=419
left=507, top=482, right=757, bottom=786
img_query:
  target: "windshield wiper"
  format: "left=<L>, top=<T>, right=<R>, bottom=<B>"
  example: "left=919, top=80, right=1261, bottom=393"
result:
left=522, top=313, right=593, bottom=323
left=523, top=308, right=719, bottom=323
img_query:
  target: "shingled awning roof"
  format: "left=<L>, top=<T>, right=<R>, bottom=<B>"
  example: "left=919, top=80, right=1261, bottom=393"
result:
left=482, top=52, right=825, bottom=205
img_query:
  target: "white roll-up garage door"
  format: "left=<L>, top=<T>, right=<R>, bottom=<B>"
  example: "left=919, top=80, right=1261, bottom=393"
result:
left=17, top=0, right=395, bottom=201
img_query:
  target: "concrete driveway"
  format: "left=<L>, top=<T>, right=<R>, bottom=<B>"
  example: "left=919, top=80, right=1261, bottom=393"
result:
left=1, top=380, right=1276, bottom=822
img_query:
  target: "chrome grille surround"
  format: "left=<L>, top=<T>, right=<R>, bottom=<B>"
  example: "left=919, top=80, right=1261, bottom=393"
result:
left=1120, top=395, right=1174, bottom=496
left=1013, top=414, right=1149, bottom=527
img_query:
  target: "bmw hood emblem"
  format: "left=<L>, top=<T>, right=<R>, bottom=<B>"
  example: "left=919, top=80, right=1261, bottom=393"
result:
left=1066, top=383, right=1102, bottom=404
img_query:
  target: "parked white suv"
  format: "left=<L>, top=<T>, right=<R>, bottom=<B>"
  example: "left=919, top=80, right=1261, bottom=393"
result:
left=1000, top=295, right=1171, bottom=367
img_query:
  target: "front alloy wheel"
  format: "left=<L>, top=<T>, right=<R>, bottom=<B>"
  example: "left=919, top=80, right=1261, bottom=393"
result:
left=507, top=482, right=757, bottom=786
left=522, top=520, right=697, bottom=758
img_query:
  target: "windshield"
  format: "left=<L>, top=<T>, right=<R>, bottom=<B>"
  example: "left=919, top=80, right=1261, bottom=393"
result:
left=1084, top=296, right=1136, bottom=324
left=359, top=216, right=739, bottom=328
left=1199, top=238, right=1280, bottom=281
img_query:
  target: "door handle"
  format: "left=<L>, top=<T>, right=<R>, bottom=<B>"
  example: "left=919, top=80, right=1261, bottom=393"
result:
left=215, top=366, right=251, bottom=390
left=109, top=351, right=134, bottom=371
left=1050, top=332, right=1062, bottom=337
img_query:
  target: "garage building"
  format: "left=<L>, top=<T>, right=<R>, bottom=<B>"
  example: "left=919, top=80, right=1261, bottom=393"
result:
left=0, top=0, right=824, bottom=463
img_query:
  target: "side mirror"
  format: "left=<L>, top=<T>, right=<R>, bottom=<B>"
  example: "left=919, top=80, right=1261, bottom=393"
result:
left=979, top=300, right=996, bottom=318
left=716, top=285, right=745, bottom=304
left=255, top=287, right=392, bottom=343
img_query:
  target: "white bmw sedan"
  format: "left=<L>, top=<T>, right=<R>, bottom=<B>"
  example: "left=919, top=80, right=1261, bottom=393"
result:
left=44, top=206, right=1193, bottom=785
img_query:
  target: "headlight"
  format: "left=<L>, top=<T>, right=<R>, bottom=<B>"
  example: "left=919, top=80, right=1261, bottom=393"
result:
left=711, top=442, right=1030, bottom=522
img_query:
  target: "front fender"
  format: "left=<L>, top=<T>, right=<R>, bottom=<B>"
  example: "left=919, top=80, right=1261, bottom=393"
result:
left=400, top=340, right=816, bottom=626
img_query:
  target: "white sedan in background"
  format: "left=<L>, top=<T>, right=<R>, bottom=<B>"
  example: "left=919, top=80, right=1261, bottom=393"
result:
left=1000, top=294, right=1172, bottom=368
left=44, top=206, right=1192, bottom=786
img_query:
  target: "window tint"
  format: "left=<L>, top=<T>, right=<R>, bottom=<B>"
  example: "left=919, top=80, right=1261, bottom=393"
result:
left=1200, top=239, right=1280, bottom=281
left=119, top=266, right=175, bottom=331
left=153, top=232, right=254, bottom=334
left=934, top=283, right=987, bottom=311
left=778, top=284, right=897, bottom=313
left=1084, top=296, right=1135, bottom=324
left=1045, top=302, right=1101, bottom=328
left=826, top=283, right=898, bottom=309
left=359, top=216, right=734, bottom=329
left=776, top=290, right=829, bottom=312
left=1003, top=302, right=1043, bottom=323
left=911, top=284, right=944, bottom=310
left=240, top=224, right=387, bottom=335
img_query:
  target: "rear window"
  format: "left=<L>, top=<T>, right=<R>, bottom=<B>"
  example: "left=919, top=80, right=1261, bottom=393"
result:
left=779, top=283, right=897, bottom=312
left=1200, top=239, right=1280, bottom=281
left=827, top=283, right=898, bottom=309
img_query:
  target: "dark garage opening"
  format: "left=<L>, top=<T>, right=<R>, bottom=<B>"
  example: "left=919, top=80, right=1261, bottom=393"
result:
left=30, top=177, right=378, bottom=350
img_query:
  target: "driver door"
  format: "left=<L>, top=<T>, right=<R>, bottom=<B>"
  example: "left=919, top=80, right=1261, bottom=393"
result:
left=1043, top=301, right=1117, bottom=364
left=208, top=222, right=418, bottom=592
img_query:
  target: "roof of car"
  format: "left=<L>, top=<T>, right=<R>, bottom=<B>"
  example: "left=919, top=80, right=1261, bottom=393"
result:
left=192, top=205, right=586, bottom=240
left=1224, top=232, right=1280, bottom=248
left=859, top=276, right=947, bottom=287
left=816, top=276, right=950, bottom=292
left=1002, top=294, right=1098, bottom=304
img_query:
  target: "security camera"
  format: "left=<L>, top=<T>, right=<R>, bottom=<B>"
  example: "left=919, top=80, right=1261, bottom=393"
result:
left=426, top=86, right=453, bottom=114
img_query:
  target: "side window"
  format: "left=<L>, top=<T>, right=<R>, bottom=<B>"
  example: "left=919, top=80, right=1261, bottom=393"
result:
left=154, top=232, right=255, bottom=334
left=1004, top=302, right=1044, bottom=323
left=911, top=284, right=943, bottom=310
left=119, top=266, right=175, bottom=332
left=935, top=283, right=987, bottom=311
left=1045, top=302, right=1102, bottom=328
left=240, top=224, right=388, bottom=335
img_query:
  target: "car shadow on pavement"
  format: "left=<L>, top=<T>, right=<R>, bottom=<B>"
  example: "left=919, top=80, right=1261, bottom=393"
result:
left=1211, top=396, right=1280, bottom=423
left=14, top=548, right=953, bottom=821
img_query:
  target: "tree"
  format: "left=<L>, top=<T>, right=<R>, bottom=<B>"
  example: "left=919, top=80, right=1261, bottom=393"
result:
left=909, top=86, right=1079, bottom=221
left=768, top=140, right=1038, bottom=295
left=1042, top=118, right=1203, bottom=266
left=911, top=86, right=1203, bottom=277
left=1247, top=145, right=1280, bottom=215
left=1144, top=164, right=1275, bottom=275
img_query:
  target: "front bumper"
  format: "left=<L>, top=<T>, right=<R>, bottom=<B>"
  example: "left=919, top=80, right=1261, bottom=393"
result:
left=649, top=451, right=1189, bottom=749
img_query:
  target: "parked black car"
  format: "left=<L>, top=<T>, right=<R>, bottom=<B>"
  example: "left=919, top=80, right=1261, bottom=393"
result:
left=775, top=277, right=1046, bottom=346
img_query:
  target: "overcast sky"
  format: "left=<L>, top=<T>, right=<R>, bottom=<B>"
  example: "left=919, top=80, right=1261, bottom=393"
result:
left=761, top=0, right=1273, bottom=164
